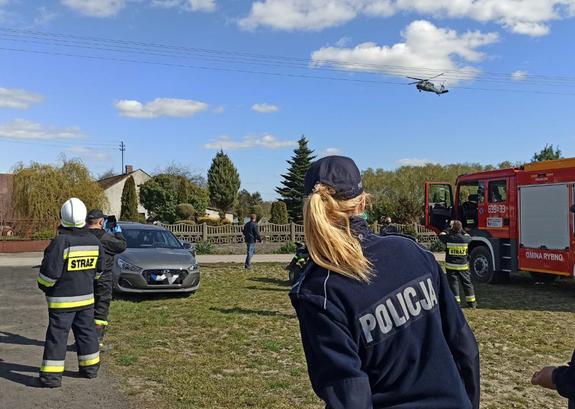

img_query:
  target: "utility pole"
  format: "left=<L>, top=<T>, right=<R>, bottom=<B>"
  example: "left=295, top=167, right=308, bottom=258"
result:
left=119, top=141, right=126, bottom=173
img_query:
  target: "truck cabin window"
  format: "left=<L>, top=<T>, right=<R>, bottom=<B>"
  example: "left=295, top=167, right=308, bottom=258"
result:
left=489, top=180, right=507, bottom=203
left=459, top=182, right=484, bottom=229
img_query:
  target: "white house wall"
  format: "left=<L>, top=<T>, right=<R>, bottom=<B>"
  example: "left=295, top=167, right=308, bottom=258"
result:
left=103, top=170, right=150, bottom=219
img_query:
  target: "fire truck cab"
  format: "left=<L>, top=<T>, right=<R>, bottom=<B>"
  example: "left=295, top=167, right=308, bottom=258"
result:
left=425, top=157, right=575, bottom=283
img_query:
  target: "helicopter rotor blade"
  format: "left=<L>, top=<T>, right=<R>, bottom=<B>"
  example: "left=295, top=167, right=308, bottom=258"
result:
left=408, top=81, right=420, bottom=85
left=427, top=73, right=444, bottom=81
left=406, top=77, right=425, bottom=81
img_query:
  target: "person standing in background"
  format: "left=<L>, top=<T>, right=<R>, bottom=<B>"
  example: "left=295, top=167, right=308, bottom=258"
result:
left=243, top=214, right=262, bottom=270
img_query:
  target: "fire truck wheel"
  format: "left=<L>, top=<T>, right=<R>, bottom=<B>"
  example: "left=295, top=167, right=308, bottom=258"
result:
left=529, top=272, right=559, bottom=283
left=470, top=246, right=495, bottom=284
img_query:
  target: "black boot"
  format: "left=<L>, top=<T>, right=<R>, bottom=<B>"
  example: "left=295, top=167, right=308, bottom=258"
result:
left=468, top=302, right=477, bottom=309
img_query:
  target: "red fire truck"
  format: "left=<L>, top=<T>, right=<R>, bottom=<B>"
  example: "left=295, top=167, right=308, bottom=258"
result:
left=425, top=157, right=575, bottom=284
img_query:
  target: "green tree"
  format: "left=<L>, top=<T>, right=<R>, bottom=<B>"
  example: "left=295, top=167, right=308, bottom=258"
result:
left=139, top=174, right=208, bottom=223
left=276, top=135, right=316, bottom=223
left=235, top=189, right=263, bottom=222
left=10, top=158, right=108, bottom=227
left=251, top=205, right=264, bottom=221
left=120, top=175, right=139, bottom=222
left=531, top=144, right=563, bottom=162
left=176, top=203, right=195, bottom=220
left=270, top=201, right=288, bottom=224
left=207, top=150, right=241, bottom=218
left=177, top=177, right=189, bottom=203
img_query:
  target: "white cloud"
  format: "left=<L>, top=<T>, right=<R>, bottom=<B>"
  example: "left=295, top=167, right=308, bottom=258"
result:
left=511, top=70, right=528, bottom=81
left=62, top=0, right=139, bottom=17
left=203, top=134, right=297, bottom=150
left=151, top=0, right=216, bottom=11
left=397, top=158, right=439, bottom=166
left=68, top=146, right=110, bottom=162
left=251, top=103, right=279, bottom=113
left=0, top=119, right=86, bottom=140
left=311, top=20, right=499, bottom=84
left=213, top=106, right=225, bottom=114
left=0, top=0, right=9, bottom=6
left=34, top=6, right=59, bottom=26
left=114, top=97, right=209, bottom=118
left=335, top=37, right=352, bottom=47
left=319, top=147, right=341, bottom=156
left=239, top=0, right=575, bottom=36
left=0, top=86, right=45, bottom=109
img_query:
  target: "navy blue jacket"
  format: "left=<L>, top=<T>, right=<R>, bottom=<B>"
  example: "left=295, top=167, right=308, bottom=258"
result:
left=290, top=217, right=480, bottom=409
left=553, top=350, right=575, bottom=408
left=243, top=220, right=262, bottom=244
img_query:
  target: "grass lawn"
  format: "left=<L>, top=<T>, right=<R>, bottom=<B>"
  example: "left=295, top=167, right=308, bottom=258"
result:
left=106, top=263, right=575, bottom=409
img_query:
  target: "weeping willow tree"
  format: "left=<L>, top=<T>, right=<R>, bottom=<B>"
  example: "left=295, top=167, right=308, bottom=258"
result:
left=10, top=158, right=108, bottom=230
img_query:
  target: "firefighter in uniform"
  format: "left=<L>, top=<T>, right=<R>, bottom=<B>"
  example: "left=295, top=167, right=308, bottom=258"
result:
left=291, top=156, right=480, bottom=409
left=87, top=209, right=126, bottom=349
left=439, top=220, right=476, bottom=308
left=35, top=198, right=104, bottom=388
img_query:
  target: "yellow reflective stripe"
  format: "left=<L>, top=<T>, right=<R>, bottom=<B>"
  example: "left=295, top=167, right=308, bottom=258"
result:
left=446, top=263, right=469, bottom=270
left=95, top=274, right=102, bottom=280
left=63, top=250, right=99, bottom=260
left=94, top=319, right=108, bottom=325
left=40, top=365, right=65, bottom=373
left=440, top=232, right=447, bottom=235
left=78, top=357, right=100, bottom=367
left=47, top=298, right=95, bottom=309
left=38, top=276, right=56, bottom=287
left=466, top=296, right=476, bottom=302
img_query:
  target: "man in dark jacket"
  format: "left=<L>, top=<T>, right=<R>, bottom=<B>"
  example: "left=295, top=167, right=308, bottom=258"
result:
left=531, top=204, right=575, bottom=407
left=380, top=216, right=399, bottom=235
left=35, top=198, right=104, bottom=388
left=87, top=209, right=126, bottom=349
left=439, top=220, right=476, bottom=308
left=243, top=214, right=261, bottom=269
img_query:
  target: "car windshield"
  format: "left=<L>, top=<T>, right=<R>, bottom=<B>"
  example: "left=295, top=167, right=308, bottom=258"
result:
left=123, top=228, right=182, bottom=249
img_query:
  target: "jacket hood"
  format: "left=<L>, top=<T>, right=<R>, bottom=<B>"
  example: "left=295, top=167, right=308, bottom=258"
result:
left=58, top=225, right=90, bottom=236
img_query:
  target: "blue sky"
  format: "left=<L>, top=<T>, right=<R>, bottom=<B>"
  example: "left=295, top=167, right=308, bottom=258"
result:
left=0, top=0, right=574, bottom=200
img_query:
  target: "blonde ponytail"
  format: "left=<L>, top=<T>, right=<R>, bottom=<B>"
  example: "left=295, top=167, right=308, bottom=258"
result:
left=303, top=184, right=372, bottom=282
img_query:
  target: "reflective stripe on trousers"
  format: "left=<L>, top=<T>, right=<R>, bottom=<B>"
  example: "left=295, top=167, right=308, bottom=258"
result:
left=445, top=262, right=469, bottom=270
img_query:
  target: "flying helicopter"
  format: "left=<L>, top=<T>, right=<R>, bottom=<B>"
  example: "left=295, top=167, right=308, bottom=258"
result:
left=407, top=73, right=449, bottom=95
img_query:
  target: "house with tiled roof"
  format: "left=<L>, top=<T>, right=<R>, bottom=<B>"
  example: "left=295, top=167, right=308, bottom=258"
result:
left=98, top=165, right=151, bottom=219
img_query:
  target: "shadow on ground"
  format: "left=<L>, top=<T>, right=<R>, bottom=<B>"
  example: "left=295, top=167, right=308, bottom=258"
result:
left=0, top=358, right=82, bottom=387
left=249, top=277, right=291, bottom=287
left=209, top=307, right=295, bottom=319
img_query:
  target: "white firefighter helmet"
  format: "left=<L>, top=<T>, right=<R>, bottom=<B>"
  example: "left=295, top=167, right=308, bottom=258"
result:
left=60, top=198, right=87, bottom=228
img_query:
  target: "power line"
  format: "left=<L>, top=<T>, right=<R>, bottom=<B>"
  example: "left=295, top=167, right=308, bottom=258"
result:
left=3, top=45, right=575, bottom=97
left=1, top=31, right=575, bottom=88
left=1, top=30, right=575, bottom=96
left=2, top=26, right=574, bottom=83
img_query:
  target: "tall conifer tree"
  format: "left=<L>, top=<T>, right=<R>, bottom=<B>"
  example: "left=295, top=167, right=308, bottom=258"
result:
left=275, top=136, right=316, bottom=223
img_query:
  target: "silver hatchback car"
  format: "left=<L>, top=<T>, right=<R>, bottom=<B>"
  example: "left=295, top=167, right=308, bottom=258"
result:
left=112, top=222, right=200, bottom=294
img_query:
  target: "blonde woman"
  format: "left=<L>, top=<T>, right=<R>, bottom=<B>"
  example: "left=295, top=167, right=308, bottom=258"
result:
left=290, top=156, right=480, bottom=409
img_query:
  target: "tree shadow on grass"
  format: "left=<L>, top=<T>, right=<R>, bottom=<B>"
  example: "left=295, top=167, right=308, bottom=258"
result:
left=112, top=291, right=194, bottom=303
left=472, top=273, right=575, bottom=313
left=209, top=307, right=296, bottom=319
left=244, top=285, right=288, bottom=293
left=249, top=277, right=291, bottom=287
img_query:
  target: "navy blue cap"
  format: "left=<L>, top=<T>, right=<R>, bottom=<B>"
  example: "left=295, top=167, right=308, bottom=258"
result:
left=86, top=209, right=105, bottom=221
left=304, top=155, right=363, bottom=199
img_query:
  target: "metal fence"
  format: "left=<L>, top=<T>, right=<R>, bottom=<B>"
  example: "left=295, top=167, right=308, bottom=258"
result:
left=160, top=221, right=438, bottom=247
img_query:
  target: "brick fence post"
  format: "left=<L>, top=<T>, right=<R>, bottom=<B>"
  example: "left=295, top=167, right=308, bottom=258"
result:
left=202, top=222, right=208, bottom=241
left=290, top=222, right=296, bottom=242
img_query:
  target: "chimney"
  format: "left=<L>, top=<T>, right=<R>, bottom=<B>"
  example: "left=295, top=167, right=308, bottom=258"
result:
left=125, top=165, right=133, bottom=174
